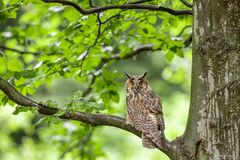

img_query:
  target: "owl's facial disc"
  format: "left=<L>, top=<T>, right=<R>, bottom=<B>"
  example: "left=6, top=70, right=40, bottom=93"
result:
left=131, top=78, right=146, bottom=92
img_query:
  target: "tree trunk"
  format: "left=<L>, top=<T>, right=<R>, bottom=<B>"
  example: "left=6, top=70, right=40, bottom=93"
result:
left=180, top=0, right=240, bottom=159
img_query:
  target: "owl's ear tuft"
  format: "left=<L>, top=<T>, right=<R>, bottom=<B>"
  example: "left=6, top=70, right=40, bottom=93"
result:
left=140, top=72, right=148, bottom=78
left=125, top=72, right=132, bottom=79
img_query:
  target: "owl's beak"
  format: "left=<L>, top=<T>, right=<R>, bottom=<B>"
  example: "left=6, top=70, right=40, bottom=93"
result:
left=134, top=85, right=140, bottom=91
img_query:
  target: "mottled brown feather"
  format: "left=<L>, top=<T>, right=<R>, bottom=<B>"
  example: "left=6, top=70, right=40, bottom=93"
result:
left=125, top=73, right=165, bottom=149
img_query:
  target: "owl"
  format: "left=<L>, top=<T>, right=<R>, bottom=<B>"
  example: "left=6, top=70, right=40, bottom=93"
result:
left=125, top=72, right=165, bottom=149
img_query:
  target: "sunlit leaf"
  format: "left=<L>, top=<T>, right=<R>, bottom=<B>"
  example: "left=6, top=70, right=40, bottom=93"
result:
left=166, top=50, right=175, bottom=61
left=12, top=105, right=29, bottom=115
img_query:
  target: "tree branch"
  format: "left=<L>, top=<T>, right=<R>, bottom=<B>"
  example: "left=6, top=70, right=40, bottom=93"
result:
left=0, top=45, right=40, bottom=55
left=0, top=76, right=173, bottom=155
left=180, top=0, right=193, bottom=8
left=0, top=77, right=140, bottom=137
left=184, top=33, right=192, bottom=47
left=107, top=44, right=155, bottom=61
left=42, top=0, right=192, bottom=15
left=78, top=13, right=102, bottom=74
left=101, top=13, right=120, bottom=24
left=176, top=25, right=192, bottom=37
left=89, top=0, right=94, bottom=7
left=130, top=0, right=153, bottom=4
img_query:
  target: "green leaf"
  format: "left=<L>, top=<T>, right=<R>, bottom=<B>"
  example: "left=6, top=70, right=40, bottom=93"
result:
left=7, top=59, right=23, bottom=71
left=121, top=21, right=132, bottom=31
left=176, top=48, right=184, bottom=58
left=110, top=91, right=120, bottom=103
left=170, top=46, right=178, bottom=52
left=62, top=8, right=80, bottom=22
left=12, top=105, right=29, bottom=115
left=41, top=100, right=58, bottom=108
left=73, top=90, right=83, bottom=98
left=0, top=0, right=3, bottom=9
left=100, top=92, right=110, bottom=104
left=142, top=28, right=148, bottom=34
left=166, top=50, right=175, bottom=61
left=34, top=116, right=53, bottom=127
left=54, top=109, right=66, bottom=116
left=1, top=96, right=8, bottom=105
left=21, top=70, right=37, bottom=78
left=148, top=15, right=157, bottom=24
left=51, top=117, right=61, bottom=124
left=14, top=69, right=37, bottom=79
left=0, top=58, right=7, bottom=74
left=14, top=71, right=21, bottom=79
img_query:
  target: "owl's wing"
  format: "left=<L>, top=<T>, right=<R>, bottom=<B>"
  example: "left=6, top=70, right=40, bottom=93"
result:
left=146, top=91, right=165, bottom=130
left=146, top=91, right=162, bottom=114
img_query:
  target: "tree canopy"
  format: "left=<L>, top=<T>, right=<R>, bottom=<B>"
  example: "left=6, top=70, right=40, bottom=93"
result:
left=0, top=0, right=193, bottom=159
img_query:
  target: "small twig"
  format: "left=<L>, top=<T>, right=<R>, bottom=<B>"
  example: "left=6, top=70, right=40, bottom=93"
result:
left=129, top=0, right=152, bottom=4
left=42, top=0, right=192, bottom=15
left=101, top=13, right=120, bottom=24
left=108, top=44, right=154, bottom=61
left=95, top=13, right=102, bottom=45
left=177, top=25, right=192, bottom=37
left=0, top=45, right=40, bottom=55
left=89, top=0, right=94, bottom=7
left=180, top=0, right=193, bottom=8
left=78, top=13, right=102, bottom=74
left=82, top=74, right=98, bottom=97
left=184, top=33, right=192, bottom=47
left=77, top=12, right=121, bottom=76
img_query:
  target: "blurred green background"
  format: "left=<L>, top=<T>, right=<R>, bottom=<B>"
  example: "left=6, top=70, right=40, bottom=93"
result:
left=0, top=0, right=192, bottom=159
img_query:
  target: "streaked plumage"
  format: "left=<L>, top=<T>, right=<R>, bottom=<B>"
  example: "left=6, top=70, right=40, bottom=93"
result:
left=125, top=72, right=164, bottom=149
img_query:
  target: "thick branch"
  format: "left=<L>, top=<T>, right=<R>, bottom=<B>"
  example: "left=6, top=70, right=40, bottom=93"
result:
left=42, top=0, right=192, bottom=15
left=0, top=77, right=140, bottom=137
left=0, top=76, right=174, bottom=155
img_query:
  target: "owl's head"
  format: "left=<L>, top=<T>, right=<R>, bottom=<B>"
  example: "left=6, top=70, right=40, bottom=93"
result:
left=125, top=72, right=149, bottom=92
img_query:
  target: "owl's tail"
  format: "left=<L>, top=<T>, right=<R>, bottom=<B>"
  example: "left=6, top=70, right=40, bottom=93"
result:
left=142, top=131, right=163, bottom=149
left=142, top=134, right=157, bottom=149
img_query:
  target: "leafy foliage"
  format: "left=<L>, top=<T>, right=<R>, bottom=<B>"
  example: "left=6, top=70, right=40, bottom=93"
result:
left=0, top=0, right=192, bottom=159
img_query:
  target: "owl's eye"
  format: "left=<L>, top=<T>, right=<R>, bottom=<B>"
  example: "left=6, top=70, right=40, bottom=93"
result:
left=130, top=79, right=135, bottom=85
left=138, top=79, right=143, bottom=85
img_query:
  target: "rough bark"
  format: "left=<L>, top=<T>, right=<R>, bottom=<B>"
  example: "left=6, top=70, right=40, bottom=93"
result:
left=184, top=0, right=240, bottom=159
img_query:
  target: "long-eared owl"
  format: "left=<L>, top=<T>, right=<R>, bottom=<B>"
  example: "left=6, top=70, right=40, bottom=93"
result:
left=125, top=72, right=164, bottom=149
